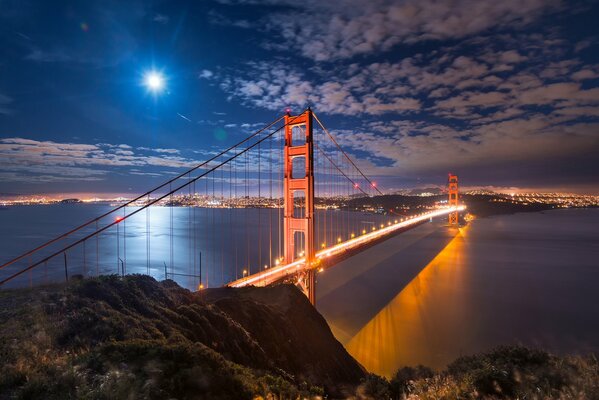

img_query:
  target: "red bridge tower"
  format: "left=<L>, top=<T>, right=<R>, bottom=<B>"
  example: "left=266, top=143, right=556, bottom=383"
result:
left=448, top=173, right=459, bottom=225
left=283, top=110, right=316, bottom=304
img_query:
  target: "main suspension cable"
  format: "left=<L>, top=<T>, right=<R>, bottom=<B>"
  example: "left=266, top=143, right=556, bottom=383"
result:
left=0, top=111, right=307, bottom=286
left=313, top=112, right=384, bottom=195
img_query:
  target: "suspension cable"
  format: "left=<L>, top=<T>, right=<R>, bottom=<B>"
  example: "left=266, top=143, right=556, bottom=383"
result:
left=314, top=142, right=369, bottom=197
left=313, top=112, right=384, bottom=195
left=0, top=115, right=286, bottom=272
left=0, top=111, right=308, bottom=287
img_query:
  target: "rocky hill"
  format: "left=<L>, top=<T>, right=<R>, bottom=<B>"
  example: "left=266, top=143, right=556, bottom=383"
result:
left=0, top=275, right=365, bottom=399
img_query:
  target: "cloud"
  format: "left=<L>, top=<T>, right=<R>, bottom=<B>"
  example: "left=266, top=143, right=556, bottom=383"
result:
left=212, top=27, right=599, bottom=129
left=153, top=13, right=169, bottom=24
left=199, top=69, right=214, bottom=79
left=0, top=93, right=14, bottom=115
left=216, top=61, right=422, bottom=116
left=25, top=48, right=73, bottom=63
left=572, top=69, right=599, bottom=81
left=207, top=9, right=253, bottom=29
left=574, top=39, right=593, bottom=53
left=0, top=138, right=198, bottom=183
left=208, top=27, right=598, bottom=190
left=331, top=116, right=599, bottom=181
left=253, top=0, right=561, bottom=61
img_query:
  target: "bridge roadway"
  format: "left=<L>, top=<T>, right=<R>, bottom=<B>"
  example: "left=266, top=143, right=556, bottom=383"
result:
left=227, top=206, right=466, bottom=289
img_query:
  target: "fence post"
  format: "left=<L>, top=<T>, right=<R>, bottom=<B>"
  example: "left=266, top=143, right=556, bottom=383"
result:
left=64, top=252, right=68, bottom=282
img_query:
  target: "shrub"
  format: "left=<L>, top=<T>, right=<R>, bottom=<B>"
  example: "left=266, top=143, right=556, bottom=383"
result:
left=358, top=373, right=391, bottom=399
left=390, top=365, right=434, bottom=398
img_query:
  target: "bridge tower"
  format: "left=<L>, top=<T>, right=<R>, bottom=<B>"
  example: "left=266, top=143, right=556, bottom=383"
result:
left=283, top=109, right=316, bottom=304
left=448, top=173, right=459, bottom=225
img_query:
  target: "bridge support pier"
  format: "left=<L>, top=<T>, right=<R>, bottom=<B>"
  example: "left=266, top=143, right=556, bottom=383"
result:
left=297, top=269, right=315, bottom=305
left=283, top=110, right=316, bottom=305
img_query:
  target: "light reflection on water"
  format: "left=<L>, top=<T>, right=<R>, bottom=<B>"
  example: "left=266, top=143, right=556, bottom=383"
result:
left=345, top=226, right=469, bottom=376
left=0, top=204, right=393, bottom=290
left=318, top=209, right=599, bottom=376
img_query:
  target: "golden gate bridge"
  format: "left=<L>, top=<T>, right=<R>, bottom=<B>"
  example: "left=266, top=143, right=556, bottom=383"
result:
left=0, top=109, right=464, bottom=304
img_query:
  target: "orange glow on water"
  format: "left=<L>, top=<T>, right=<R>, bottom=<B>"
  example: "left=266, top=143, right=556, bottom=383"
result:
left=344, top=226, right=469, bottom=377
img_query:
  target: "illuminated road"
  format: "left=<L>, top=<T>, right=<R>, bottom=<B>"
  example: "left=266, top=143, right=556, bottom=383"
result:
left=227, top=206, right=466, bottom=288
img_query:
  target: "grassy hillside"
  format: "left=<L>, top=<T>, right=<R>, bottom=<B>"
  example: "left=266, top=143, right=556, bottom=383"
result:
left=358, top=346, right=598, bottom=399
left=0, top=275, right=364, bottom=399
left=1, top=275, right=597, bottom=399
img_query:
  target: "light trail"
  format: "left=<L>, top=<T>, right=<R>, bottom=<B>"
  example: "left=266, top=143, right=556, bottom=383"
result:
left=227, top=206, right=466, bottom=288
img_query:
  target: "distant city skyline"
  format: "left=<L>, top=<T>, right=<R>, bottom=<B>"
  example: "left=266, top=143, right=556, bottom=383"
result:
left=1, top=0, right=598, bottom=195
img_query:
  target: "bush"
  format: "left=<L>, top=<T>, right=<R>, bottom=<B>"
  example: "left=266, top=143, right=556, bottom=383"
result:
left=358, top=373, right=391, bottom=399
left=390, top=365, right=434, bottom=398
left=447, top=346, right=572, bottom=398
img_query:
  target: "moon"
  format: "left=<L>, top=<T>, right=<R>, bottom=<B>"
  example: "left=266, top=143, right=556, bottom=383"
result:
left=144, top=71, right=165, bottom=93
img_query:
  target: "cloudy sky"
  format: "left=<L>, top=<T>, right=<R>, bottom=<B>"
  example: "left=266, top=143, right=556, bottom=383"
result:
left=0, top=0, right=598, bottom=196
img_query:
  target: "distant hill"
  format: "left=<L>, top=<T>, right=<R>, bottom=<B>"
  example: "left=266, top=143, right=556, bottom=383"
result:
left=342, top=193, right=555, bottom=218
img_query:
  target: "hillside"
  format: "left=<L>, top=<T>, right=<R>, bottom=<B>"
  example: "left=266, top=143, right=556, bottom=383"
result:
left=343, top=194, right=555, bottom=218
left=1, top=274, right=597, bottom=399
left=0, top=275, right=365, bottom=399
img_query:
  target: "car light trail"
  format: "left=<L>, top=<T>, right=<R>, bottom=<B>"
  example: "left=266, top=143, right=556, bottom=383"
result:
left=227, top=206, right=466, bottom=289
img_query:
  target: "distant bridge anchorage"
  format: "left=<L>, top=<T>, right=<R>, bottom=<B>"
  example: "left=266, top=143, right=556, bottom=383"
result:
left=0, top=109, right=463, bottom=305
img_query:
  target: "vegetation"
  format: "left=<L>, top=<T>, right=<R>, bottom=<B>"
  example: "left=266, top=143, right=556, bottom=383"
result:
left=1, top=276, right=596, bottom=399
left=0, top=275, right=358, bottom=399
left=354, top=346, right=598, bottom=400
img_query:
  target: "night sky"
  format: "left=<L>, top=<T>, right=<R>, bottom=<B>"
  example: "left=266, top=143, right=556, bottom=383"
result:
left=0, top=0, right=598, bottom=196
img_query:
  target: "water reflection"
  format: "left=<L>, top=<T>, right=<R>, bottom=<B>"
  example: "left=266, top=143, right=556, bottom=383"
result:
left=345, top=226, right=469, bottom=376
left=321, top=209, right=599, bottom=377
left=0, top=204, right=394, bottom=290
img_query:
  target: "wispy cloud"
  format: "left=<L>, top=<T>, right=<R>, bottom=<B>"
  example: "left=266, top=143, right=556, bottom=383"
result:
left=0, top=93, right=13, bottom=115
left=24, top=48, right=73, bottom=63
left=217, top=0, right=562, bottom=61
left=153, top=13, right=169, bottom=24
left=0, top=138, right=201, bottom=183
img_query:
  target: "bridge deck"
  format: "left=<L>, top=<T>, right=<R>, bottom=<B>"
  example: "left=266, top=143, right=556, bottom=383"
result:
left=227, top=206, right=466, bottom=288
